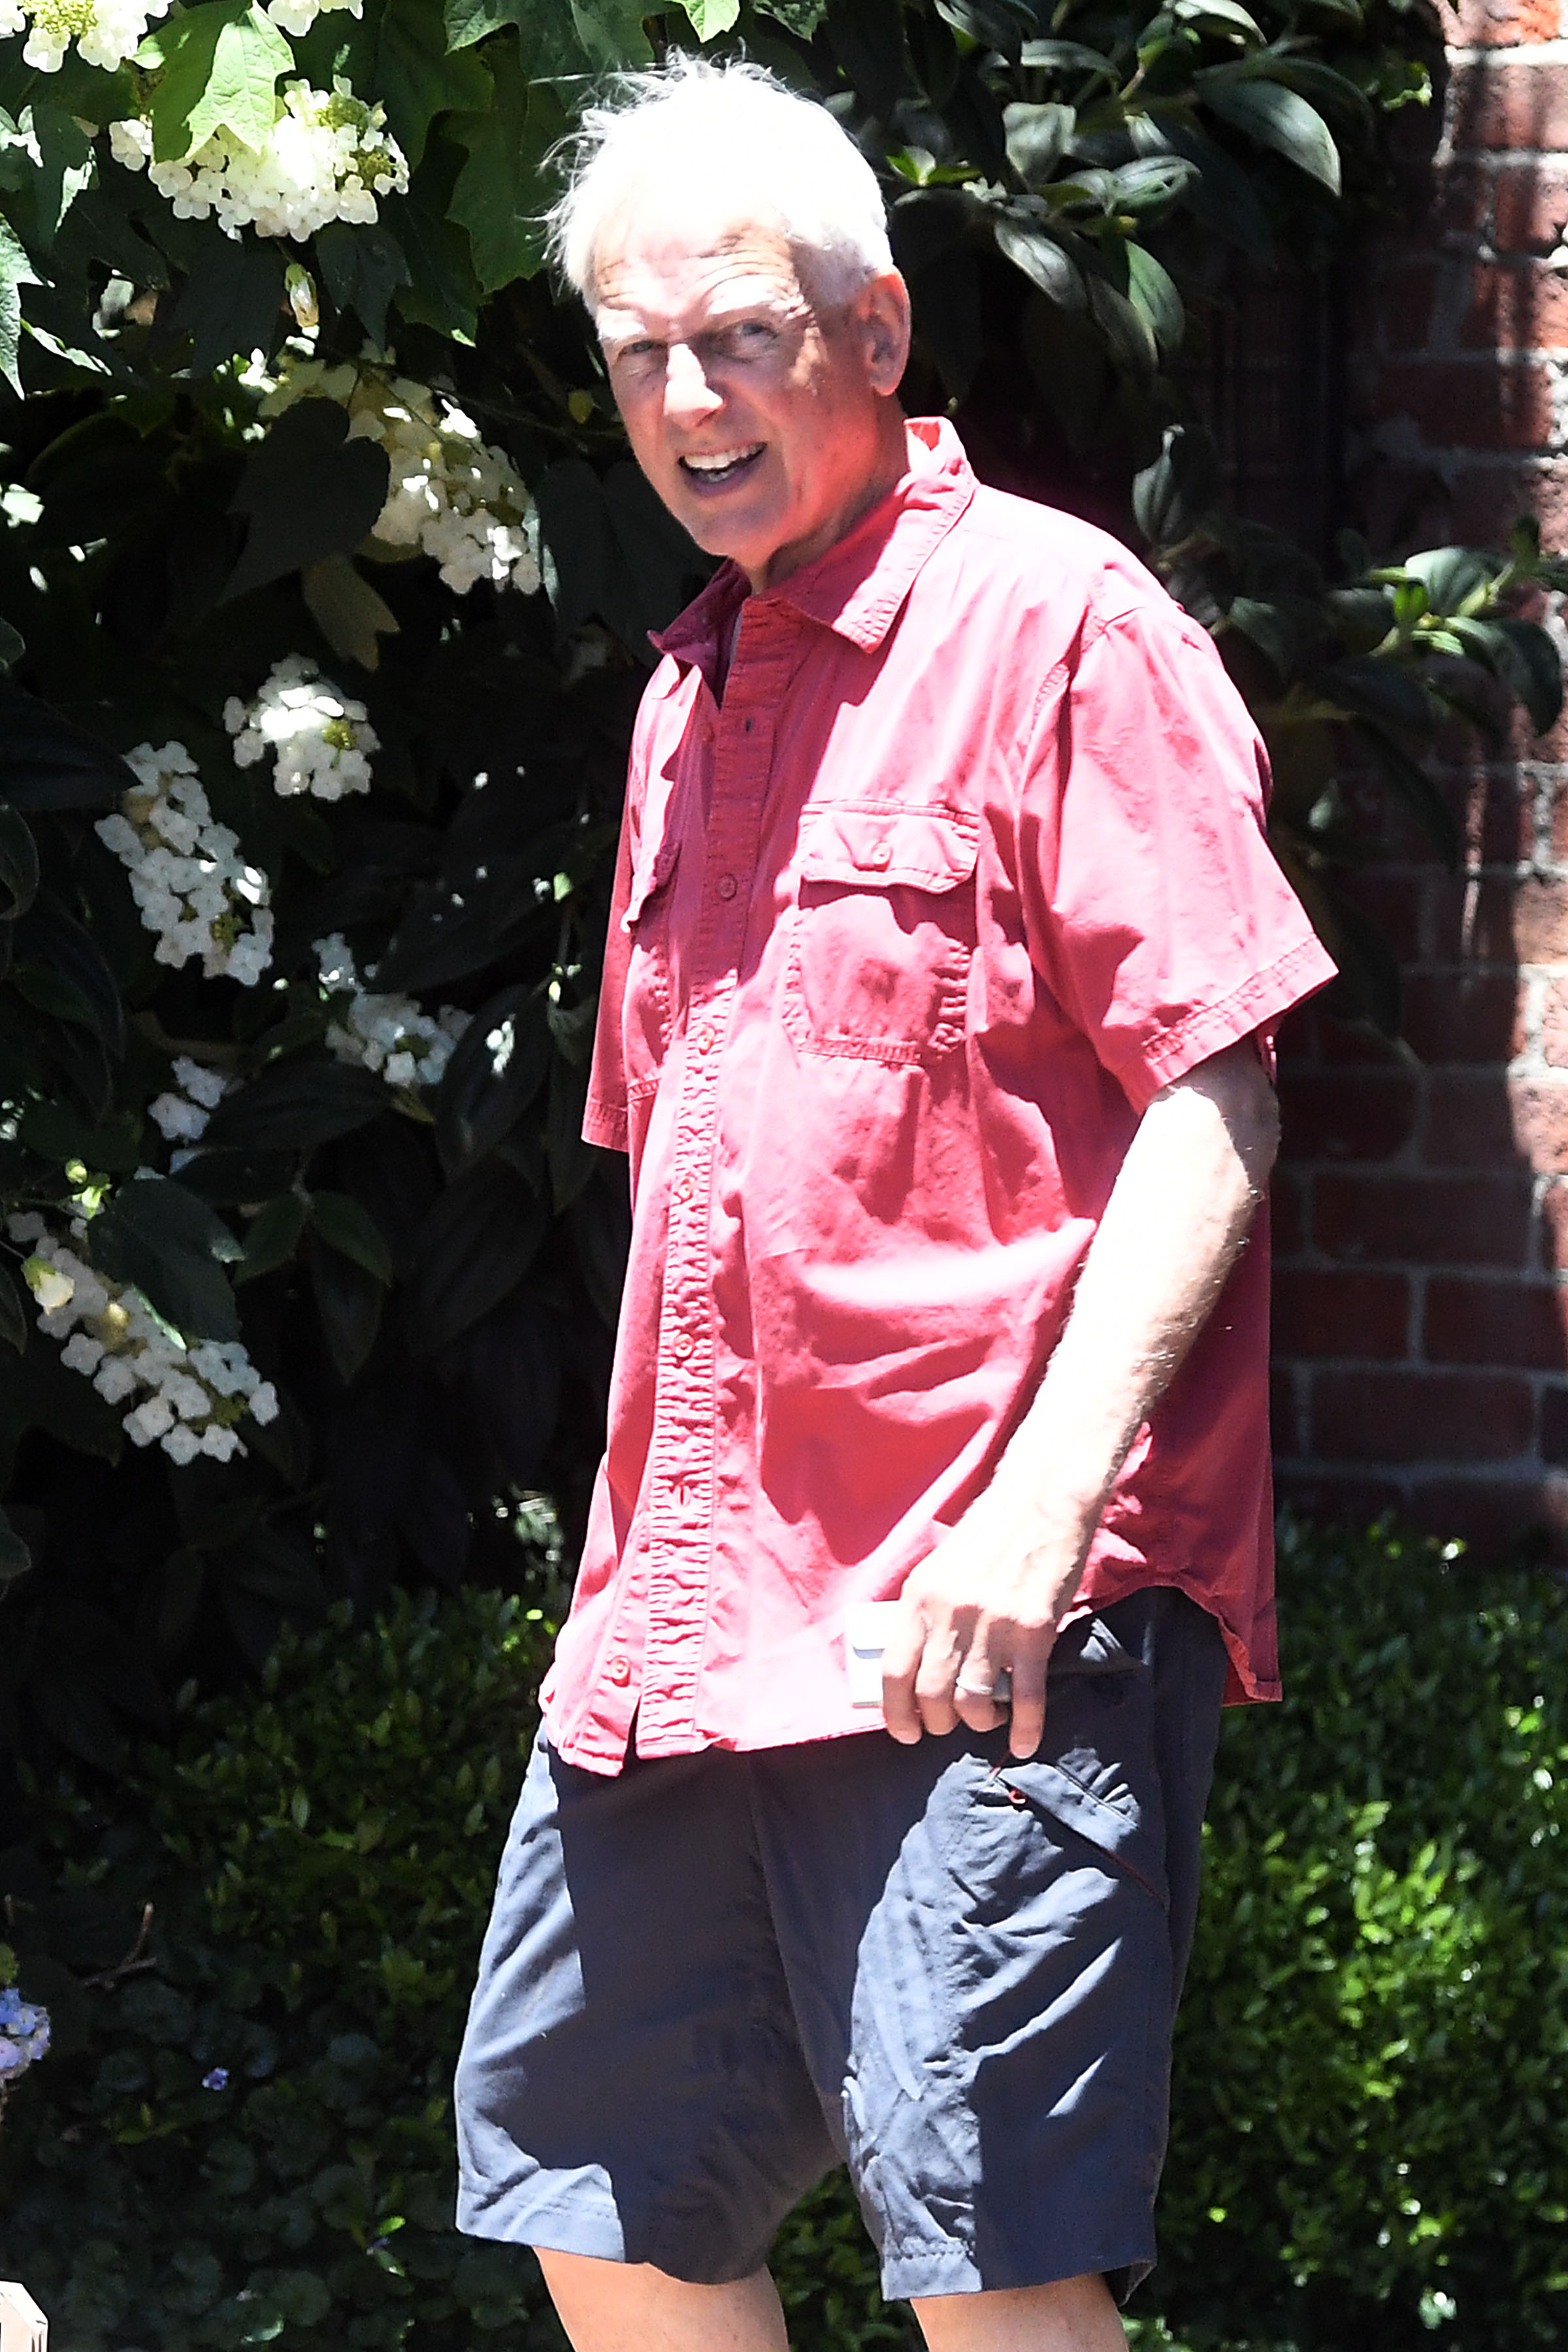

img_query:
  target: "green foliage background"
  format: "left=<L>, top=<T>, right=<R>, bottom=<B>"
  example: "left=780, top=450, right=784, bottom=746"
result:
left=0, top=1520, right=1563, bottom=2351
left=0, top=0, right=1564, bottom=1791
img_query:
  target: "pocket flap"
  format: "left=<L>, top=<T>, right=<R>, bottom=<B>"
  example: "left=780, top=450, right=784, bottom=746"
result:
left=622, top=832, right=680, bottom=930
left=799, top=804, right=979, bottom=891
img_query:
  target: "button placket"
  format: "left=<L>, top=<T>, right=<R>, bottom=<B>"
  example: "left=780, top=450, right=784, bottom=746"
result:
left=638, top=641, right=781, bottom=1744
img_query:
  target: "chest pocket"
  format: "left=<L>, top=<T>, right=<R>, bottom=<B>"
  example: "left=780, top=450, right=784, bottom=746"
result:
left=783, top=804, right=979, bottom=1066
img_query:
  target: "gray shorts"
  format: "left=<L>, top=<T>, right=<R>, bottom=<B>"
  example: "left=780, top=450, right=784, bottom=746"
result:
left=455, top=1586, right=1226, bottom=2303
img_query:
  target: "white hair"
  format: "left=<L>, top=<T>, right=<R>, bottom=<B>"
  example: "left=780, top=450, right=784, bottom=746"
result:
left=548, top=55, right=895, bottom=312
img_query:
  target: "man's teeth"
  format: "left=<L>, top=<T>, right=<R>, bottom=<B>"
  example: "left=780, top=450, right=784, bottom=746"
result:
left=683, top=446, right=764, bottom=476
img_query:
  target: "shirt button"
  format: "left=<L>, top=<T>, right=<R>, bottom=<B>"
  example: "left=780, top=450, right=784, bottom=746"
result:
left=672, top=1173, right=695, bottom=1203
left=670, top=1331, right=694, bottom=1361
left=694, top=1024, right=717, bottom=1053
left=607, top=1657, right=631, bottom=1687
left=717, top=874, right=738, bottom=901
left=864, top=841, right=891, bottom=870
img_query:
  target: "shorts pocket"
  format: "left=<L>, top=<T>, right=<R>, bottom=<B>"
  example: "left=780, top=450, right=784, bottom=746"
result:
left=781, top=804, right=978, bottom=1066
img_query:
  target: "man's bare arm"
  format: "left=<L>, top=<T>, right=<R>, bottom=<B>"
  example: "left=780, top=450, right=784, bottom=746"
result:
left=881, top=1036, right=1281, bottom=1759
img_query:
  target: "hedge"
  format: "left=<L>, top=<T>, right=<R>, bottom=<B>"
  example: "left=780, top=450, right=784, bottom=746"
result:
left=0, top=1516, right=1563, bottom=2352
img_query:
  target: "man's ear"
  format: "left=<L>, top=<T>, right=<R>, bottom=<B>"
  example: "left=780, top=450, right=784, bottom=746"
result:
left=859, top=270, right=912, bottom=394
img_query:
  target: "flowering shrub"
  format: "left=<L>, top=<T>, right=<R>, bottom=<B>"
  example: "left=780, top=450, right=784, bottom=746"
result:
left=0, top=0, right=1561, bottom=1782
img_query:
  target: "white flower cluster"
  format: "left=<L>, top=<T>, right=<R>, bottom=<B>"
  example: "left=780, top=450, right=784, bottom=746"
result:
left=263, top=0, right=359, bottom=37
left=316, top=933, right=470, bottom=1092
left=148, top=1054, right=231, bottom=1149
left=225, top=655, right=377, bottom=800
left=0, top=0, right=169, bottom=74
left=96, top=743, right=275, bottom=987
left=264, top=359, right=542, bottom=597
left=9, top=1210, right=279, bottom=1466
left=109, top=80, right=408, bottom=244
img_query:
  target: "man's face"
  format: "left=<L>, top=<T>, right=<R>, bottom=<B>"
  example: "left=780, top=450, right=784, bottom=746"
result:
left=592, top=187, right=909, bottom=593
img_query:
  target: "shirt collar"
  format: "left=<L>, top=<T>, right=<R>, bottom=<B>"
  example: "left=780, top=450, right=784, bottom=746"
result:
left=650, top=417, right=977, bottom=679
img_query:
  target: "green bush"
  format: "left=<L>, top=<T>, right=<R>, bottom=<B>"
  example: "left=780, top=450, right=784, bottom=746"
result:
left=1, top=1520, right=1565, bottom=2352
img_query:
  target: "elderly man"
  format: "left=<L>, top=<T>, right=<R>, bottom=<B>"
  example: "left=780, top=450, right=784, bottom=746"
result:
left=456, top=56, right=1335, bottom=2352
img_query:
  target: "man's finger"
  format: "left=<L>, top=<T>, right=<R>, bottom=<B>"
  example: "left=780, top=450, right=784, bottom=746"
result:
left=913, top=1629, right=964, bottom=1737
left=879, top=1601, right=929, bottom=1744
left=1007, top=1663, right=1049, bottom=1759
left=951, top=1635, right=1008, bottom=1733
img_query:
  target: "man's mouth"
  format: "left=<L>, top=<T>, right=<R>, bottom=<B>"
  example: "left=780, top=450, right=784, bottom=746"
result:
left=678, top=444, right=765, bottom=487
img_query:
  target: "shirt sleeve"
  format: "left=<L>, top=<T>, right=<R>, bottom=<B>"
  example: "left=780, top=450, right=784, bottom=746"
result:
left=1018, top=591, right=1338, bottom=1114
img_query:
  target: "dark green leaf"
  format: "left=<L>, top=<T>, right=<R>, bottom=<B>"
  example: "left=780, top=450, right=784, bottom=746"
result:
left=1450, top=615, right=1564, bottom=736
left=1125, top=242, right=1184, bottom=353
left=1003, top=101, right=1074, bottom=186
left=1111, top=154, right=1200, bottom=214
left=434, top=985, right=551, bottom=1177
left=17, top=1100, right=140, bottom=1168
left=92, top=1175, right=244, bottom=1343
left=1086, top=272, right=1156, bottom=378
left=305, top=1230, right=384, bottom=1384
left=384, top=168, right=483, bottom=342
left=1200, top=74, right=1341, bottom=194
left=142, top=0, right=293, bottom=165
left=1403, top=546, right=1490, bottom=615
left=308, top=1190, right=393, bottom=1285
left=13, top=890, right=125, bottom=1056
left=568, top=0, right=654, bottom=67
left=888, top=186, right=975, bottom=276
left=369, top=0, right=494, bottom=171
left=25, top=104, right=95, bottom=252
left=992, top=211, right=1085, bottom=308
left=178, top=1147, right=298, bottom=1206
left=223, top=399, right=391, bottom=602
left=404, top=1158, right=548, bottom=1355
left=0, top=212, right=41, bottom=395
left=1314, top=653, right=1441, bottom=734
left=1132, top=421, right=1221, bottom=547
left=201, top=1060, right=387, bottom=1154
left=237, top=1191, right=309, bottom=1282
left=1019, top=38, right=1114, bottom=71
left=448, top=35, right=563, bottom=292
left=443, top=0, right=527, bottom=49
left=313, top=222, right=412, bottom=348
left=933, top=0, right=1030, bottom=57
left=828, top=0, right=910, bottom=120
left=167, top=234, right=288, bottom=376
left=0, top=803, right=40, bottom=921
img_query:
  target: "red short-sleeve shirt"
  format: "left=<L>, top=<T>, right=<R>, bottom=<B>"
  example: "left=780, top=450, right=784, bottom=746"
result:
left=543, top=417, right=1336, bottom=1774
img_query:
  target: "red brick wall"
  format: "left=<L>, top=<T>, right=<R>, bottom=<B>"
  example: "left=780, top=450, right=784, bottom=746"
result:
left=1271, top=0, right=1568, bottom=1550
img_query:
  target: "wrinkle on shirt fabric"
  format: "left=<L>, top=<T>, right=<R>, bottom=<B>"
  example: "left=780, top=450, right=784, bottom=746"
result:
left=545, top=416, right=1337, bottom=1774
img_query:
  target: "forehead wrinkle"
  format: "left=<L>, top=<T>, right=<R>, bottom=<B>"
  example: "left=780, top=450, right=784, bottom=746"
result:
left=594, top=239, right=811, bottom=346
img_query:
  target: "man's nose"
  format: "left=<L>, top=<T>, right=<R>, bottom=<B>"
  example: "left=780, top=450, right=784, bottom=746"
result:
left=664, top=341, right=722, bottom=427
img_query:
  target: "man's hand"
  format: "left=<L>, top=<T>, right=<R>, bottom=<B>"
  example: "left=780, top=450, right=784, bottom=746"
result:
left=880, top=1038, right=1281, bottom=1760
left=880, top=1476, right=1083, bottom=1759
